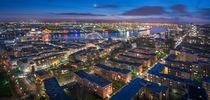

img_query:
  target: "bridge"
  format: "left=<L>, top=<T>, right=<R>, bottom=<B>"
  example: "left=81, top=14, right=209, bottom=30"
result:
left=85, top=32, right=103, bottom=39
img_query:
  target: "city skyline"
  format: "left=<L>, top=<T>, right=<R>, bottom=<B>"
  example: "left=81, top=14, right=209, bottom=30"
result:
left=0, top=0, right=210, bottom=23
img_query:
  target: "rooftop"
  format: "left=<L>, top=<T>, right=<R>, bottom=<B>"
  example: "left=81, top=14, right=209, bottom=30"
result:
left=35, top=69, right=49, bottom=76
left=203, top=77, right=210, bottom=83
left=75, top=70, right=111, bottom=87
left=128, top=50, right=156, bottom=56
left=165, top=54, right=192, bottom=66
left=148, top=63, right=201, bottom=87
left=110, top=58, right=142, bottom=67
left=111, top=78, right=168, bottom=100
left=119, top=54, right=150, bottom=61
left=95, top=64, right=131, bottom=74
left=43, top=77, right=70, bottom=100
left=193, top=60, right=210, bottom=65
left=135, top=48, right=150, bottom=51
left=187, top=85, right=207, bottom=100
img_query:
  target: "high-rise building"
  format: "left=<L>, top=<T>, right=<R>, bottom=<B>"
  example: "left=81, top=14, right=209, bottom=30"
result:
left=188, top=24, right=198, bottom=37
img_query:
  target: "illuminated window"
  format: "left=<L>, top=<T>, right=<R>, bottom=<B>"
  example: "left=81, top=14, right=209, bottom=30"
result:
left=163, top=93, right=165, bottom=96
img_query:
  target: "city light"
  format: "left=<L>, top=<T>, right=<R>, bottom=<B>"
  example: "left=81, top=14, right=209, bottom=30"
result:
left=0, top=0, right=209, bottom=99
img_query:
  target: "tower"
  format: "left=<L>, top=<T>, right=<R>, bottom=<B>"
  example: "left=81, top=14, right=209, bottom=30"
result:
left=188, top=24, right=198, bottom=37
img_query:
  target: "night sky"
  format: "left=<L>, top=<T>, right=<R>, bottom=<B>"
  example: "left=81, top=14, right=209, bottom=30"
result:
left=0, top=0, right=210, bottom=23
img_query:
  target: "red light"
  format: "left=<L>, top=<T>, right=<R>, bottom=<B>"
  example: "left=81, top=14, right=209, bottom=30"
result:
left=24, top=76, right=37, bottom=89
left=64, top=34, right=67, bottom=38
left=3, top=61, right=9, bottom=66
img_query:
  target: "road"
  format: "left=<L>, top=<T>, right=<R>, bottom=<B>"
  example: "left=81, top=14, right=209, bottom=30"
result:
left=174, top=34, right=187, bottom=49
left=139, top=54, right=169, bottom=79
left=139, top=32, right=188, bottom=79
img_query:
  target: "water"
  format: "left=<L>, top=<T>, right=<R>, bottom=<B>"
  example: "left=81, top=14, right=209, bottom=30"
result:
left=51, top=31, right=147, bottom=42
left=0, top=26, right=172, bottom=43
left=150, top=26, right=173, bottom=34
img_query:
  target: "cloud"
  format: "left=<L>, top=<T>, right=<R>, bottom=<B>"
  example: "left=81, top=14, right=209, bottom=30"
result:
left=122, top=6, right=166, bottom=16
left=95, top=5, right=118, bottom=8
left=171, top=4, right=187, bottom=13
left=199, top=8, right=210, bottom=16
left=55, top=13, right=106, bottom=16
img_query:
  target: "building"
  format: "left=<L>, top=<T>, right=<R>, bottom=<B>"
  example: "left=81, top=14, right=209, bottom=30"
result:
left=133, top=48, right=151, bottom=54
left=170, top=49, right=198, bottom=62
left=74, top=70, right=112, bottom=98
left=127, top=50, right=157, bottom=63
left=188, top=24, right=198, bottom=37
left=109, top=58, right=143, bottom=74
left=43, top=77, right=70, bottom=100
left=70, top=47, right=103, bottom=62
left=118, top=54, right=151, bottom=68
left=35, top=69, right=50, bottom=81
left=147, top=63, right=201, bottom=90
left=94, top=64, right=131, bottom=83
left=203, top=77, right=210, bottom=98
left=111, top=78, right=169, bottom=100
left=184, top=84, right=208, bottom=100
left=99, top=41, right=121, bottom=54
left=166, top=54, right=210, bottom=77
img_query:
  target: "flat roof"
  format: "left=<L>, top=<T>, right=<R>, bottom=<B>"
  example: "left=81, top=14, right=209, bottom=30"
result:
left=203, top=77, right=210, bottom=83
left=193, top=60, right=210, bottom=65
left=165, top=54, right=192, bottom=66
left=75, top=70, right=111, bottom=87
left=187, top=85, right=207, bottom=100
left=43, top=77, right=70, bottom=100
left=119, top=54, right=149, bottom=61
left=135, top=48, right=150, bottom=51
left=110, top=58, right=142, bottom=67
left=182, top=45, right=210, bottom=54
left=128, top=50, right=156, bottom=56
left=35, top=69, right=48, bottom=76
left=111, top=78, right=168, bottom=100
left=95, top=64, right=130, bottom=74
left=148, top=63, right=201, bottom=87
left=198, top=55, right=210, bottom=59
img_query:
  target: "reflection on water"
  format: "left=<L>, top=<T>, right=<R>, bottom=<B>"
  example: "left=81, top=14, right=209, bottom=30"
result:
left=150, top=26, right=172, bottom=34
left=50, top=26, right=173, bottom=41
left=0, top=26, right=172, bottom=43
left=51, top=31, right=147, bottom=41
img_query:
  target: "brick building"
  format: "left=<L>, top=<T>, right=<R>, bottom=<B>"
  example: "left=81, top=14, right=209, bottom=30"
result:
left=74, top=70, right=112, bottom=98
left=94, top=64, right=131, bottom=83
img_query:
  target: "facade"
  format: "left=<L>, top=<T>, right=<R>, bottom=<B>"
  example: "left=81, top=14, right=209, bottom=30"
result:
left=147, top=63, right=201, bottom=90
left=94, top=64, right=131, bottom=83
left=118, top=54, right=151, bottom=68
left=100, top=41, right=121, bottom=54
left=71, top=47, right=103, bottom=62
left=74, top=70, right=112, bottom=98
left=127, top=50, right=157, bottom=63
left=111, top=78, right=169, bottom=100
left=166, top=54, right=210, bottom=77
left=170, top=49, right=197, bottom=62
left=34, top=53, right=65, bottom=69
left=133, top=48, right=151, bottom=54
left=109, top=58, right=143, bottom=74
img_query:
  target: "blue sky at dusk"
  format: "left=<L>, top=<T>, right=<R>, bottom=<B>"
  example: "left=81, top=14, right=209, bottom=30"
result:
left=0, top=0, right=210, bottom=23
